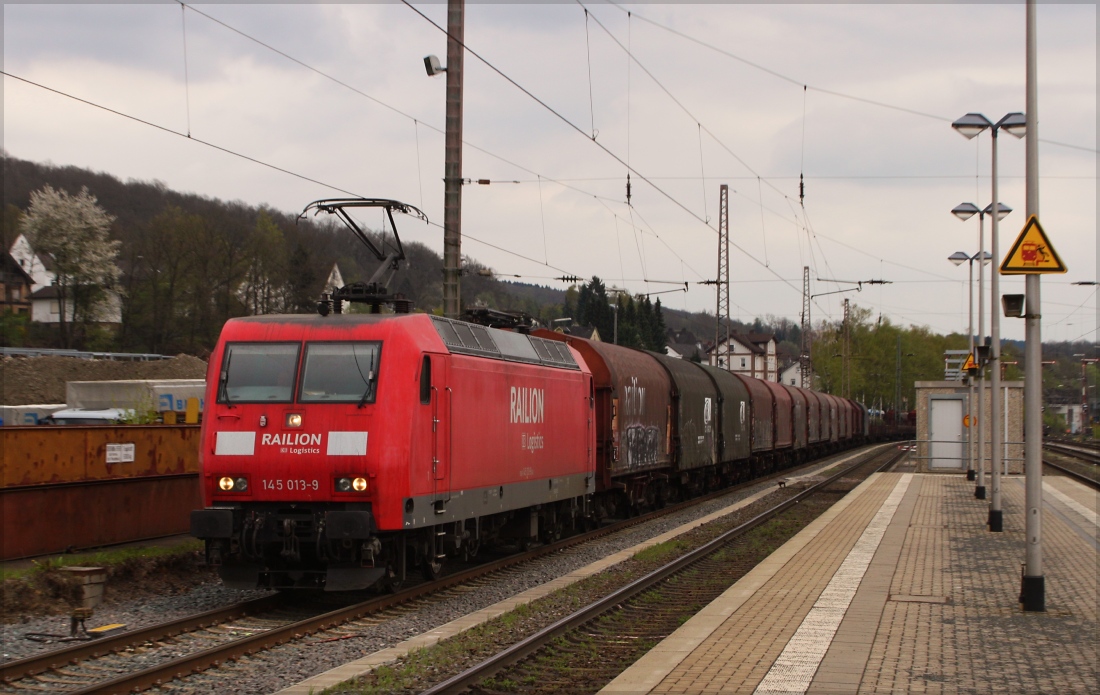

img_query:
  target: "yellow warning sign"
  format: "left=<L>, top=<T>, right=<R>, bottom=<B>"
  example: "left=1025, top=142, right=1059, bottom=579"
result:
left=962, top=353, right=977, bottom=371
left=1000, top=216, right=1066, bottom=274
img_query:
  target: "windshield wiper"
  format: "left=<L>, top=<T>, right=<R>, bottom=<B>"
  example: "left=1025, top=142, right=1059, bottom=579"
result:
left=357, top=349, right=377, bottom=409
left=218, top=349, right=233, bottom=406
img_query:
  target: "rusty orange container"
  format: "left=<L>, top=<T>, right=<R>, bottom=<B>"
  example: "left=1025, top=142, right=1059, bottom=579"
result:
left=1, top=425, right=201, bottom=559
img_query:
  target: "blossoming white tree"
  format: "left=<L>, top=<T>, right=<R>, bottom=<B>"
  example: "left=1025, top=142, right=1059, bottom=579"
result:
left=20, top=185, right=120, bottom=347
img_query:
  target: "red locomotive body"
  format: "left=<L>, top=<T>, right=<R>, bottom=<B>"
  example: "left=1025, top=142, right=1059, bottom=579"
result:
left=192, top=313, right=594, bottom=590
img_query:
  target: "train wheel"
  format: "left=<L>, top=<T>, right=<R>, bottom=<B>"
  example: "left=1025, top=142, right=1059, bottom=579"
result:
left=383, top=564, right=403, bottom=593
left=422, top=557, right=444, bottom=581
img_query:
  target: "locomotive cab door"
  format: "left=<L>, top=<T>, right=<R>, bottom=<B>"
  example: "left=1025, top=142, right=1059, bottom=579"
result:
left=428, top=354, right=452, bottom=512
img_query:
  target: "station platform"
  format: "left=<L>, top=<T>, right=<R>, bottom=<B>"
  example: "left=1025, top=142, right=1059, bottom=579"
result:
left=602, top=471, right=1098, bottom=694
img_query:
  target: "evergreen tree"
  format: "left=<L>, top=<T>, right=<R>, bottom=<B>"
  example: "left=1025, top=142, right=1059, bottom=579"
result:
left=652, top=298, right=668, bottom=352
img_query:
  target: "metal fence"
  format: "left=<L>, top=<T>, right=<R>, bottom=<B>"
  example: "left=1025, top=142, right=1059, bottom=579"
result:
left=1, top=347, right=169, bottom=361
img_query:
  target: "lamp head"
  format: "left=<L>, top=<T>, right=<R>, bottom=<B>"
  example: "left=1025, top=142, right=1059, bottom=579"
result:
left=948, top=252, right=970, bottom=266
left=952, top=112, right=993, bottom=139
left=997, top=112, right=1027, bottom=138
left=424, top=55, right=446, bottom=77
left=982, top=202, right=1012, bottom=220
left=951, top=202, right=980, bottom=221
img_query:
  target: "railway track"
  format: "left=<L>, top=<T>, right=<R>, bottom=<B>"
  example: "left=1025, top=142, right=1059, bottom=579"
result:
left=1042, top=440, right=1099, bottom=489
left=412, top=446, right=904, bottom=695
left=1043, top=441, right=1100, bottom=466
left=1, top=448, right=871, bottom=694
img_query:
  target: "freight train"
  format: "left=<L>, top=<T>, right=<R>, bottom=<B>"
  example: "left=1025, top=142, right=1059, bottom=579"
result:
left=190, top=311, right=891, bottom=592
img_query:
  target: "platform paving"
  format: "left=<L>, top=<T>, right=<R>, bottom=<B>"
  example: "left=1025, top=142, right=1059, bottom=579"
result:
left=602, top=472, right=1099, bottom=694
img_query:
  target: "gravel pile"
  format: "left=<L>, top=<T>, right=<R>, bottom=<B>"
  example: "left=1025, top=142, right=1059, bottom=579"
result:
left=0, top=355, right=208, bottom=405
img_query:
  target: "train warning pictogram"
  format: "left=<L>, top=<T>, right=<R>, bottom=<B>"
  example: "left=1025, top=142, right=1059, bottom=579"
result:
left=1000, top=216, right=1066, bottom=274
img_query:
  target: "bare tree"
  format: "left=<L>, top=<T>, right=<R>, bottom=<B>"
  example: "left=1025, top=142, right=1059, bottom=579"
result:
left=19, top=185, right=120, bottom=347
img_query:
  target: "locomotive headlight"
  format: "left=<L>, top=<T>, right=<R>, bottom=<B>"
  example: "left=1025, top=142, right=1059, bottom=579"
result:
left=286, top=413, right=302, bottom=428
left=216, top=475, right=247, bottom=490
left=336, top=477, right=369, bottom=493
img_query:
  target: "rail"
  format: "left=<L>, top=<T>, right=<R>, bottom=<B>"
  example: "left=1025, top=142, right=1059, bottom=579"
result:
left=10, top=446, right=867, bottom=693
left=421, top=444, right=903, bottom=695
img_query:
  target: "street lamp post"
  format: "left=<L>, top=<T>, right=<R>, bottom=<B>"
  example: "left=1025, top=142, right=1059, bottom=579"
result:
left=951, top=202, right=1008, bottom=498
left=953, top=111, right=1026, bottom=533
left=949, top=250, right=991, bottom=481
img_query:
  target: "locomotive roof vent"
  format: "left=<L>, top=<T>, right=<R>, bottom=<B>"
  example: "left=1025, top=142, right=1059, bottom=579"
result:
left=431, top=316, right=579, bottom=371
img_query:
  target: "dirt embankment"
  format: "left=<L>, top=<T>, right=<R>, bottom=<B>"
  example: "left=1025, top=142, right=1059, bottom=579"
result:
left=0, top=355, right=209, bottom=405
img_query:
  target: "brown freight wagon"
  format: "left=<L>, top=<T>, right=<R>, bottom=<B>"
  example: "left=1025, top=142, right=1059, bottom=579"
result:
left=649, top=353, right=718, bottom=472
left=696, top=364, right=752, bottom=466
left=763, top=380, right=794, bottom=451
left=535, top=332, right=672, bottom=489
left=785, top=385, right=809, bottom=450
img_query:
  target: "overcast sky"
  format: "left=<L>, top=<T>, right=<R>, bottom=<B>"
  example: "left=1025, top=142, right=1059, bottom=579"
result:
left=3, top=2, right=1096, bottom=343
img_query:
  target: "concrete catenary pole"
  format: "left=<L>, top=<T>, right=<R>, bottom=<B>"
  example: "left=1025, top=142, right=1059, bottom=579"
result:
left=442, top=0, right=465, bottom=320
left=1021, top=0, right=1045, bottom=612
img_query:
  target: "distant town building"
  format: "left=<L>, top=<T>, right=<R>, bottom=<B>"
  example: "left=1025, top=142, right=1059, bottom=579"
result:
left=665, top=327, right=703, bottom=361
left=558, top=324, right=601, bottom=342
left=779, top=361, right=804, bottom=388
left=709, top=332, right=778, bottom=382
left=1, top=252, right=34, bottom=315
left=9, top=233, right=122, bottom=326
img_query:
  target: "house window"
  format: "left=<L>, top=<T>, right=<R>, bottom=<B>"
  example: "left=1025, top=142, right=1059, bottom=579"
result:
left=50, top=300, right=60, bottom=314
left=740, top=358, right=746, bottom=369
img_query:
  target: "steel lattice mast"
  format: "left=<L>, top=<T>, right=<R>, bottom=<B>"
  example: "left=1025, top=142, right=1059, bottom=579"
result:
left=715, top=185, right=730, bottom=369
left=800, top=266, right=812, bottom=387
left=843, top=298, right=851, bottom=398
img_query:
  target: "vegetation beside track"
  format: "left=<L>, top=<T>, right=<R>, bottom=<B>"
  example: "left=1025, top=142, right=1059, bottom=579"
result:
left=325, top=481, right=850, bottom=695
left=1, top=540, right=210, bottom=619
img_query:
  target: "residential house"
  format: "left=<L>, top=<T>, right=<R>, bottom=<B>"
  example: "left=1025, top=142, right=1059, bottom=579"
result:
left=780, top=361, right=807, bottom=388
left=558, top=324, right=601, bottom=342
left=665, top=327, right=703, bottom=361
left=9, top=234, right=122, bottom=326
left=709, top=332, right=778, bottom=382
left=1, top=252, right=33, bottom=315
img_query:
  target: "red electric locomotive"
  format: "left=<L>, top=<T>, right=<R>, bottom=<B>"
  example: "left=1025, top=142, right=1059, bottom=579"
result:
left=190, top=312, right=595, bottom=591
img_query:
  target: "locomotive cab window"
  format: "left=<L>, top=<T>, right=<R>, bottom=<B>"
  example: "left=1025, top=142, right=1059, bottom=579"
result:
left=219, top=343, right=300, bottom=403
left=420, top=356, right=432, bottom=404
left=299, top=342, right=382, bottom=405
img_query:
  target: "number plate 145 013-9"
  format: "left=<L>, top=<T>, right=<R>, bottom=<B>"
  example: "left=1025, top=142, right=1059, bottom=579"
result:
left=263, top=479, right=320, bottom=491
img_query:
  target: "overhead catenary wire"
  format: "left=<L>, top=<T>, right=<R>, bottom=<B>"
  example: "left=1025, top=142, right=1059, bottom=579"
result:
left=608, top=2, right=1096, bottom=154
left=170, top=1, right=1078, bottom=323
left=170, top=0, right=704, bottom=296
left=0, top=69, right=599, bottom=289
